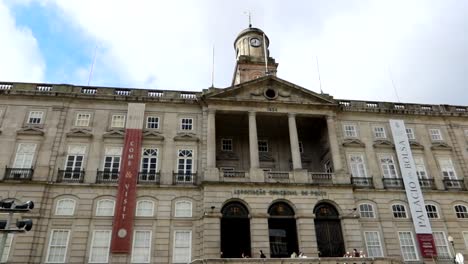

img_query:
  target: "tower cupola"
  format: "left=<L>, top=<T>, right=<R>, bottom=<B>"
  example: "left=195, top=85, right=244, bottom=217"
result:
left=232, top=25, right=278, bottom=85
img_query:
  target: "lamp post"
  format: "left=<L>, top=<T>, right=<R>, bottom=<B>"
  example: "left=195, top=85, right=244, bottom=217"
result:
left=447, top=235, right=456, bottom=264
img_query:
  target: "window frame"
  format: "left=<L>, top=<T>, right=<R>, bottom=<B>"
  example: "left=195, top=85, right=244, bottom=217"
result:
left=74, top=113, right=91, bottom=127
left=146, top=116, right=160, bottom=129
left=429, top=128, right=443, bottom=141
left=131, top=230, right=152, bottom=263
left=221, top=138, right=233, bottom=152
left=88, top=230, right=111, bottom=263
left=398, top=231, right=419, bottom=261
left=455, top=205, right=468, bottom=219
left=110, top=114, right=126, bottom=128
left=27, top=110, right=44, bottom=125
left=258, top=140, right=268, bottom=152
left=364, top=231, right=383, bottom=257
left=96, top=199, right=115, bottom=217
left=405, top=128, right=416, bottom=140
left=180, top=118, right=193, bottom=131
left=359, top=203, right=375, bottom=218
left=392, top=204, right=408, bottom=218
left=172, top=230, right=192, bottom=264
left=348, top=153, right=367, bottom=178
left=379, top=154, right=399, bottom=178
left=136, top=200, right=155, bottom=217
left=373, top=126, right=387, bottom=139
left=13, top=143, right=37, bottom=169
left=55, top=199, right=76, bottom=216
left=433, top=231, right=451, bottom=259
left=175, top=200, right=192, bottom=218
left=45, top=229, right=70, bottom=263
left=343, top=123, right=358, bottom=138
left=425, top=204, right=439, bottom=219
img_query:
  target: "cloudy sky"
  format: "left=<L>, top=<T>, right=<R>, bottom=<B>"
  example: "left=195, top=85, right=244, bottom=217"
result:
left=1, top=0, right=467, bottom=105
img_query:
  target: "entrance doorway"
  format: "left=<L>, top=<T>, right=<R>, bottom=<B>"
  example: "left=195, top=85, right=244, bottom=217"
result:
left=268, top=202, right=299, bottom=258
left=314, top=203, right=345, bottom=257
left=221, top=202, right=251, bottom=258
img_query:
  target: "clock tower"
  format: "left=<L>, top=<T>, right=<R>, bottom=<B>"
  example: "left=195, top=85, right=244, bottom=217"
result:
left=232, top=25, right=278, bottom=85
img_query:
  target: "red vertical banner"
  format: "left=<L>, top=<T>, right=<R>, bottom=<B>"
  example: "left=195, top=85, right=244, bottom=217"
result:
left=111, top=128, right=142, bottom=253
left=417, top=234, right=437, bottom=258
left=111, top=103, right=145, bottom=254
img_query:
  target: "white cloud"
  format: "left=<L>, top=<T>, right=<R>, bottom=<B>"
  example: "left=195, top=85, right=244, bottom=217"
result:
left=0, top=0, right=45, bottom=83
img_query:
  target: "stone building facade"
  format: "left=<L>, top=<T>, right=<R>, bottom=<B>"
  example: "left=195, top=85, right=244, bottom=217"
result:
left=0, top=26, right=467, bottom=264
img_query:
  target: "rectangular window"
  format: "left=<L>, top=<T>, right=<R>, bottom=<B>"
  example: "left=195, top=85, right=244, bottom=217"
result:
left=13, top=143, right=36, bottom=168
left=180, top=118, right=193, bottom=130
left=380, top=154, right=398, bottom=178
left=75, top=113, right=91, bottom=127
left=438, top=157, right=457, bottom=180
left=349, top=154, right=367, bottom=177
left=221, top=138, right=233, bottom=151
left=298, top=141, right=304, bottom=153
left=27, top=111, right=44, bottom=124
left=111, top=114, right=126, bottom=128
left=414, top=157, right=429, bottom=180
left=406, top=128, right=415, bottom=140
left=173, top=231, right=191, bottom=263
left=373, top=126, right=386, bottom=139
left=433, top=231, right=451, bottom=258
left=89, top=230, right=111, bottom=263
left=258, top=140, right=268, bottom=152
left=364, top=231, right=383, bottom=257
left=103, top=147, right=122, bottom=172
left=0, top=234, right=13, bottom=263
left=146, top=116, right=159, bottom=129
left=324, top=160, right=333, bottom=173
left=141, top=148, right=158, bottom=174
left=398, top=231, right=418, bottom=261
left=343, top=124, right=357, bottom=138
left=429, top=128, right=443, bottom=141
left=177, top=150, right=193, bottom=183
left=131, top=231, right=152, bottom=263
left=65, top=145, right=86, bottom=171
left=46, top=230, right=70, bottom=263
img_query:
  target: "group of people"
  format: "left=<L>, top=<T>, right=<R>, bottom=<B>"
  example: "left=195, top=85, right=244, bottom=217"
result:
left=343, top=249, right=366, bottom=258
left=290, top=251, right=308, bottom=258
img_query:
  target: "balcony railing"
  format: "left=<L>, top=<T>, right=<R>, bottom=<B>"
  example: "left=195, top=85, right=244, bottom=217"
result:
left=57, top=169, right=85, bottom=183
left=351, top=177, right=373, bottom=188
left=173, top=172, right=197, bottom=185
left=418, top=178, right=436, bottom=190
left=265, top=171, right=290, bottom=182
left=443, top=179, right=465, bottom=190
left=222, top=170, right=246, bottom=178
left=4, top=167, right=34, bottom=181
left=138, top=171, right=160, bottom=184
left=96, top=170, right=119, bottom=184
left=309, top=172, right=333, bottom=184
left=382, top=178, right=404, bottom=189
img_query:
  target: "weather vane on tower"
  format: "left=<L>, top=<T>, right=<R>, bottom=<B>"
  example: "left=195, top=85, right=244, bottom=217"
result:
left=244, top=11, right=252, bottom=28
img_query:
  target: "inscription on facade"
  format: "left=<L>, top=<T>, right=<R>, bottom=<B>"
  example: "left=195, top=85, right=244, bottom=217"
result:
left=233, top=189, right=326, bottom=196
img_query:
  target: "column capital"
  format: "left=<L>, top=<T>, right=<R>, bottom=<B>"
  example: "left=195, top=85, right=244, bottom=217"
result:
left=288, top=113, right=296, bottom=118
left=208, top=109, right=216, bottom=114
left=248, top=111, right=256, bottom=117
left=326, top=115, right=336, bottom=121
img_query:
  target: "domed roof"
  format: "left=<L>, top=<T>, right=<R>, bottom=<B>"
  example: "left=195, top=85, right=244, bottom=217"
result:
left=234, top=26, right=269, bottom=47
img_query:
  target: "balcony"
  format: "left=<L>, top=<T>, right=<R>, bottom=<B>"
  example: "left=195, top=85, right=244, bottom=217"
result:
left=418, top=178, right=436, bottom=190
left=221, top=170, right=246, bottom=178
left=173, top=172, right=197, bottom=185
left=382, top=178, right=404, bottom=189
left=4, top=167, right=34, bottom=181
left=57, top=169, right=85, bottom=183
left=309, top=172, right=333, bottom=184
left=96, top=170, right=119, bottom=184
left=443, top=179, right=465, bottom=190
left=351, top=177, right=373, bottom=188
left=138, top=171, right=160, bottom=184
left=265, top=171, right=290, bottom=182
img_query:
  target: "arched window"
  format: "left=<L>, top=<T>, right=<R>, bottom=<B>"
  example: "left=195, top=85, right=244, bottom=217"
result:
left=136, top=200, right=154, bottom=217
left=314, top=203, right=339, bottom=219
left=454, top=205, right=468, bottom=219
left=359, top=203, right=375, bottom=218
left=425, top=204, right=439, bottom=219
left=268, top=202, right=295, bottom=217
left=392, top=204, right=407, bottom=218
left=55, top=199, right=76, bottom=216
left=222, top=202, right=249, bottom=218
left=96, top=199, right=115, bottom=216
left=175, top=200, right=192, bottom=217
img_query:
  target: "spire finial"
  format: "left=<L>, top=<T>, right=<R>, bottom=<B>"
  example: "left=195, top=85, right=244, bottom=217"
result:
left=244, top=11, right=252, bottom=28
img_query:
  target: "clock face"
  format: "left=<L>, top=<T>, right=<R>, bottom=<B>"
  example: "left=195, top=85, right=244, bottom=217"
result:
left=250, top=37, right=261, bottom=47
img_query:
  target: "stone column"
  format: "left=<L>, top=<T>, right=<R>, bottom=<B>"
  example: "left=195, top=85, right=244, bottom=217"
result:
left=250, top=214, right=270, bottom=258
left=326, top=116, right=343, bottom=172
left=288, top=113, right=302, bottom=170
left=248, top=112, right=259, bottom=169
left=207, top=110, right=216, bottom=168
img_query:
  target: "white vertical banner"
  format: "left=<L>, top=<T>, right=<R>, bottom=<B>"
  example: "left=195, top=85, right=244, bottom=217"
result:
left=390, top=119, right=436, bottom=258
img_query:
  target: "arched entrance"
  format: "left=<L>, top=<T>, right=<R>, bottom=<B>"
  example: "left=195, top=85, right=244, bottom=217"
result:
left=268, top=201, right=299, bottom=258
left=314, top=202, right=345, bottom=257
left=221, top=202, right=251, bottom=258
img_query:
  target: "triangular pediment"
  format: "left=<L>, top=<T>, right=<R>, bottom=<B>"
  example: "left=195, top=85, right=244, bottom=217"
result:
left=373, top=139, right=394, bottom=148
left=204, top=76, right=335, bottom=105
left=66, top=129, right=93, bottom=138
left=174, top=132, right=199, bottom=142
left=142, top=130, right=165, bottom=140
left=431, top=141, right=452, bottom=151
left=103, top=129, right=125, bottom=138
left=409, top=140, right=424, bottom=150
left=17, top=126, right=44, bottom=136
left=342, top=138, right=365, bottom=148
